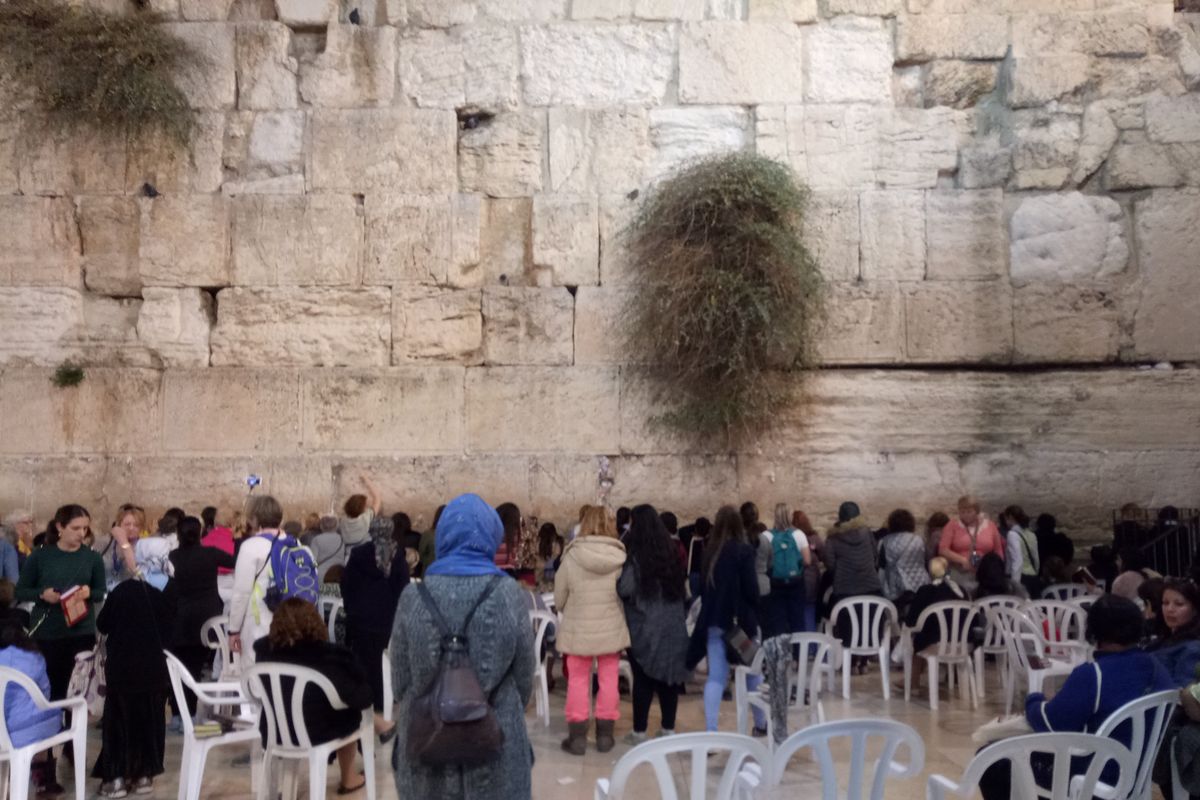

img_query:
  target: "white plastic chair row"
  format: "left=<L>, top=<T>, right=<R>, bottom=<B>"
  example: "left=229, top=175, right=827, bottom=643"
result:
left=0, top=667, right=87, bottom=800
left=201, top=615, right=238, bottom=679
left=901, top=601, right=980, bottom=711
left=990, top=605, right=1077, bottom=716
left=974, top=595, right=1023, bottom=698
left=1041, top=582, right=1092, bottom=602
left=828, top=597, right=898, bottom=700
left=733, top=633, right=833, bottom=744
left=1023, top=599, right=1091, bottom=665
left=531, top=609, right=556, bottom=727
left=317, top=596, right=344, bottom=642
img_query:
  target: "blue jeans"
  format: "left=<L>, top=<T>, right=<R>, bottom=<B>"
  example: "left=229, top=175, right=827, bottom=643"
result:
left=704, top=627, right=764, bottom=731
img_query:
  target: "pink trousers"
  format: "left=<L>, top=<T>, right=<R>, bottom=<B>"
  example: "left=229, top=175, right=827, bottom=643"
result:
left=564, top=653, right=620, bottom=723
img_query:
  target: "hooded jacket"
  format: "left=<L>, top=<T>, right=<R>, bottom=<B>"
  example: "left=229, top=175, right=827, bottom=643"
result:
left=554, top=535, right=630, bottom=656
left=822, top=516, right=882, bottom=598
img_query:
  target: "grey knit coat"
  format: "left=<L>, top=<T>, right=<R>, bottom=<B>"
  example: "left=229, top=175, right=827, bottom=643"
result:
left=389, top=574, right=535, bottom=800
left=616, top=562, right=690, bottom=686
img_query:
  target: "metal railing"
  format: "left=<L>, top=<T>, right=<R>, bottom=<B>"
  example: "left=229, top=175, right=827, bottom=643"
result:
left=1112, top=508, right=1200, bottom=579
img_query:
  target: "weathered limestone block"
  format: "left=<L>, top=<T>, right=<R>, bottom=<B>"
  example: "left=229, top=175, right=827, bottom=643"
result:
left=180, top=0, right=235, bottom=22
left=235, top=22, right=298, bottom=110
left=299, top=25, right=396, bottom=108
left=798, top=105, right=879, bottom=189
left=309, top=109, right=456, bottom=193
left=815, top=282, right=905, bottom=365
left=480, top=198, right=533, bottom=285
left=679, top=22, right=805, bottom=104
left=17, top=127, right=127, bottom=196
left=405, top=0, right=475, bottom=25
left=138, top=196, right=231, bottom=288
left=210, top=287, right=392, bottom=366
left=1012, top=11, right=1150, bottom=58
left=802, top=192, right=860, bottom=281
left=805, top=17, right=893, bottom=105
left=572, top=0, right=633, bottom=18
left=1009, top=55, right=1091, bottom=108
left=925, top=190, right=1006, bottom=280
left=365, top=194, right=482, bottom=287
left=1089, top=55, right=1186, bottom=101
left=633, top=0, right=705, bottom=18
left=548, top=107, right=650, bottom=194
left=221, top=175, right=306, bottom=196
left=532, top=195, right=600, bottom=287
left=275, top=0, right=335, bottom=26
left=1146, top=94, right=1200, bottom=143
left=301, top=368, right=465, bottom=451
left=1106, top=142, right=1183, bottom=190
left=826, top=0, right=897, bottom=14
left=125, top=112, right=224, bottom=195
left=903, top=281, right=1014, bottom=363
left=247, top=111, right=305, bottom=171
left=0, top=118, right=16, bottom=194
left=482, top=287, right=574, bottom=366
left=160, top=369, right=300, bottom=453
left=599, top=193, right=639, bottom=286
left=398, top=28, right=518, bottom=110
left=79, top=198, right=138, bottom=296
left=392, top=287, right=483, bottom=364
left=136, top=287, right=214, bottom=367
left=1073, top=104, right=1118, bottom=184
left=1011, top=112, right=1081, bottom=190
left=895, top=14, right=1009, bottom=60
left=959, top=141, right=1013, bottom=189
left=223, top=111, right=306, bottom=191
left=860, top=190, right=926, bottom=281
left=0, top=457, right=113, bottom=517
left=573, top=286, right=633, bottom=365
left=648, top=107, right=751, bottom=180
left=0, top=198, right=80, bottom=288
left=607, top=455, right=739, bottom=514
left=1133, top=189, right=1200, bottom=360
left=521, top=24, right=673, bottom=105
left=877, top=107, right=967, bottom=189
left=923, top=61, right=999, bottom=109
left=1009, top=193, right=1128, bottom=286
left=478, top=0, right=567, bottom=22
left=754, top=105, right=790, bottom=164
left=1013, top=286, right=1119, bottom=364
left=74, top=295, right=154, bottom=368
left=0, top=289, right=82, bottom=367
left=163, top=23, right=236, bottom=109
left=459, top=111, right=545, bottom=196
left=748, top=0, right=818, bottom=22
left=231, top=195, right=363, bottom=286
left=465, top=367, right=620, bottom=453
left=893, top=65, right=924, bottom=107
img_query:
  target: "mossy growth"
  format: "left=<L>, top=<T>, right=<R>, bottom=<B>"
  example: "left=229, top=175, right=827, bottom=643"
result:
left=621, top=152, right=824, bottom=441
left=0, top=0, right=197, bottom=147
left=52, top=361, right=85, bottom=388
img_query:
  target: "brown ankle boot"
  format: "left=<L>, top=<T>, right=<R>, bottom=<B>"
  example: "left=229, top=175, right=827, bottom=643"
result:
left=561, top=721, right=588, bottom=756
left=595, top=719, right=615, bottom=753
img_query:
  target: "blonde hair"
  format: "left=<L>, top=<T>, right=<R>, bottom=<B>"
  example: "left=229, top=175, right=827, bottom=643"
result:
left=577, top=506, right=618, bottom=539
left=929, top=557, right=949, bottom=580
left=957, top=495, right=980, bottom=513
left=773, top=503, right=791, bottom=531
left=116, top=506, right=147, bottom=532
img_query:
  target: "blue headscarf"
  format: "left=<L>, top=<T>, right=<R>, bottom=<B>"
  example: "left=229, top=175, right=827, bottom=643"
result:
left=423, top=494, right=506, bottom=578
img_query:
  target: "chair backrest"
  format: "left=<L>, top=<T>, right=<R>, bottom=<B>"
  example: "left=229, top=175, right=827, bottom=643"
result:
left=912, top=601, right=980, bottom=658
left=975, top=596, right=1025, bottom=649
left=164, top=650, right=204, bottom=738
left=530, top=609, right=556, bottom=666
left=1024, top=600, right=1087, bottom=643
left=242, top=662, right=349, bottom=752
left=787, top=633, right=837, bottom=708
left=318, top=596, right=343, bottom=641
left=1042, top=583, right=1088, bottom=601
left=201, top=615, right=236, bottom=676
left=0, top=665, right=53, bottom=752
left=602, top=732, right=771, bottom=800
left=770, top=718, right=924, bottom=800
left=990, top=606, right=1048, bottom=675
left=1093, top=689, right=1180, bottom=800
left=830, top=597, right=898, bottom=651
left=950, top=732, right=1134, bottom=800
left=1066, top=594, right=1098, bottom=612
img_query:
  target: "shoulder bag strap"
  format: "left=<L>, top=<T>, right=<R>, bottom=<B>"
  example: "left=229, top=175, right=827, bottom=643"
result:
left=252, top=532, right=282, bottom=586
left=415, top=581, right=453, bottom=639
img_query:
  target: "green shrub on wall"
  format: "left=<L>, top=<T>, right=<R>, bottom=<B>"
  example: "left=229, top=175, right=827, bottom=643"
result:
left=622, top=152, right=824, bottom=441
left=0, top=0, right=196, bottom=146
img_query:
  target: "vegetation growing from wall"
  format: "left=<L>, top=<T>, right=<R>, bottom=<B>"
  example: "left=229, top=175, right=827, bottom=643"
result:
left=52, top=362, right=85, bottom=388
left=622, top=153, right=824, bottom=441
left=0, top=0, right=196, bottom=146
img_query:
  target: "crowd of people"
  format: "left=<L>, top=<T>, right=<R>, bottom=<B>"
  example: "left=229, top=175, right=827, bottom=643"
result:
left=1, top=487, right=1198, bottom=800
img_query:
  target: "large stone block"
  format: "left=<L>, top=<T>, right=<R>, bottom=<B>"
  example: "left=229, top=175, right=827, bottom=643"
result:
left=392, top=286, right=483, bottom=364
left=521, top=24, right=673, bottom=106
left=72, top=295, right=154, bottom=368
left=17, top=127, right=127, bottom=196
left=1011, top=111, right=1081, bottom=190
left=633, top=0, right=705, bottom=18
left=482, top=287, right=574, bottom=366
left=903, top=281, right=1014, bottom=363
left=309, top=109, right=456, bottom=194
left=480, top=198, right=533, bottom=285
left=136, top=287, right=213, bottom=367
left=959, top=141, right=1013, bottom=189
left=859, top=190, right=926, bottom=281
left=1106, top=142, right=1184, bottom=190
left=138, top=196, right=231, bottom=288
left=459, top=111, right=545, bottom=197
left=124, top=112, right=224, bottom=195
left=826, top=0, right=897, bottom=15
left=1013, top=285, right=1119, bottom=364
left=599, top=193, right=639, bottom=286
left=301, top=368, right=465, bottom=452
left=275, top=0, right=335, bottom=25
left=210, top=287, right=392, bottom=366
left=571, top=0, right=634, bottom=20
left=605, top=455, right=739, bottom=515
left=464, top=367, right=620, bottom=452
left=0, top=456, right=114, bottom=523
left=160, top=369, right=300, bottom=453
left=1009, top=193, right=1128, bottom=286
left=298, top=25, right=396, bottom=108
left=364, top=194, right=482, bottom=287
left=1009, top=55, right=1091, bottom=108
left=1133, top=189, right=1200, bottom=360
left=235, top=22, right=299, bottom=110
left=231, top=195, right=362, bottom=287
left=1012, top=11, right=1150, bottom=58
left=532, top=194, right=600, bottom=287
left=398, top=28, right=518, bottom=110
left=648, top=107, right=751, bottom=181
left=0, top=289, right=82, bottom=366
left=79, top=197, right=140, bottom=297
left=164, top=23, right=237, bottom=109
left=748, top=0, right=819, bottom=21
left=815, top=281, right=905, bottom=365
left=548, top=107, right=650, bottom=195
left=802, top=191, right=861, bottom=281
left=1073, top=104, right=1119, bottom=184
left=1146, top=94, right=1200, bottom=144
left=0, top=198, right=80, bottom=288
left=679, top=22, right=804, bottom=104
left=925, top=190, right=1006, bottom=281
left=923, top=60, right=999, bottom=109
left=877, top=107, right=967, bottom=189
left=804, top=17, right=893, bottom=105
left=895, top=14, right=1009, bottom=60
left=478, top=0, right=568, bottom=22
left=222, top=111, right=306, bottom=193
left=573, top=286, right=633, bottom=365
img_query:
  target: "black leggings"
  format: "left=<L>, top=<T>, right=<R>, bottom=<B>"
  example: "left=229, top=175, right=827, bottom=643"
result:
left=38, top=634, right=96, bottom=701
left=629, top=656, right=679, bottom=734
left=168, top=644, right=212, bottom=717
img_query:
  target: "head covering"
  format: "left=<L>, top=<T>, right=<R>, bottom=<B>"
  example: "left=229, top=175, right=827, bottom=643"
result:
left=135, top=537, right=172, bottom=590
left=424, top=494, right=505, bottom=578
left=370, top=516, right=398, bottom=577
left=837, top=501, right=861, bottom=523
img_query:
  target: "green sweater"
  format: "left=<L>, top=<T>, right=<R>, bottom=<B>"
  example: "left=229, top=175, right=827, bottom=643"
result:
left=15, top=545, right=106, bottom=639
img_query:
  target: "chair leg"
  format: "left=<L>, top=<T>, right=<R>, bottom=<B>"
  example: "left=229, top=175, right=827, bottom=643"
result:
left=255, top=754, right=272, bottom=800
left=974, top=650, right=985, bottom=699
left=903, top=650, right=912, bottom=702
left=280, top=760, right=298, bottom=800
left=842, top=651, right=851, bottom=700
left=307, top=751, right=327, bottom=800
left=10, top=751, right=31, bottom=800
left=361, top=727, right=377, bottom=800
left=183, top=743, right=208, bottom=800
left=929, top=659, right=939, bottom=712
left=72, top=728, right=86, bottom=800
left=880, top=646, right=890, bottom=701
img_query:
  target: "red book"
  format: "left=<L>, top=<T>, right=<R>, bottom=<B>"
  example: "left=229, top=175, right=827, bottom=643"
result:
left=60, top=585, right=89, bottom=627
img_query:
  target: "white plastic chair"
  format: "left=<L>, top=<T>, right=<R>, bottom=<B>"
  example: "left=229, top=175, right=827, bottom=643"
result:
left=381, top=648, right=393, bottom=724
left=164, top=651, right=259, bottom=800
left=317, top=596, right=344, bottom=642
left=1023, top=600, right=1091, bottom=664
left=594, top=732, right=770, bottom=800
left=242, top=663, right=376, bottom=800
left=530, top=609, right=556, bottom=726
left=927, top=732, right=1135, bottom=800
left=1042, top=583, right=1090, bottom=602
left=973, top=595, right=1023, bottom=698
left=991, top=606, right=1077, bottom=716
left=0, top=667, right=87, bottom=800
left=1075, top=689, right=1179, bottom=800
left=765, top=718, right=924, bottom=799
left=902, top=601, right=980, bottom=711
left=201, top=615, right=237, bottom=679
left=829, top=596, right=899, bottom=700
left=734, top=633, right=834, bottom=743
left=1066, top=594, right=1098, bottom=612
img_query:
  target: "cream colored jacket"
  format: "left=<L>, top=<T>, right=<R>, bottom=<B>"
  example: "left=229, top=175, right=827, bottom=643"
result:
left=554, top=536, right=630, bottom=657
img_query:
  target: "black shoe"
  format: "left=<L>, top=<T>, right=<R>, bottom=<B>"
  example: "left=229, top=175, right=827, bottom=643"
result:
left=751, top=726, right=768, bottom=738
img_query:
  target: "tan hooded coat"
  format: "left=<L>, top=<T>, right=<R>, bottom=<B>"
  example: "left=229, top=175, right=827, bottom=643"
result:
left=554, top=535, right=630, bottom=656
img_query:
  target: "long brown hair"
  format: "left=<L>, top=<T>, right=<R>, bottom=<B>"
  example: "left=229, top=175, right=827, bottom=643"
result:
left=703, top=505, right=745, bottom=588
left=267, top=598, right=327, bottom=648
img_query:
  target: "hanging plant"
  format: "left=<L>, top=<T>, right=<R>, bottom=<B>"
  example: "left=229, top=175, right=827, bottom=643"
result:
left=0, top=0, right=197, bottom=147
left=621, top=152, right=824, bottom=441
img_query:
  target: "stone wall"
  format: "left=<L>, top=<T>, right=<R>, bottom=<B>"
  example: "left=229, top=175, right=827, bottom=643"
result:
left=1, top=0, right=1199, bottom=533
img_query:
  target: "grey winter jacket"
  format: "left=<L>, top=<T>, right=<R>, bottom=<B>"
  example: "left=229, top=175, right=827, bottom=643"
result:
left=822, top=517, right=883, bottom=597
left=617, top=561, right=690, bottom=686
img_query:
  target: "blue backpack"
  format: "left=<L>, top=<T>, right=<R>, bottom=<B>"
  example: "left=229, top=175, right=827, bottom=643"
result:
left=769, top=529, right=804, bottom=585
left=257, top=532, right=319, bottom=611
